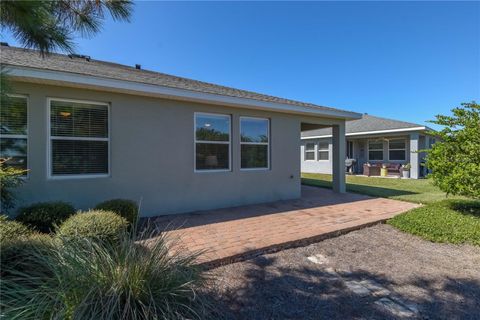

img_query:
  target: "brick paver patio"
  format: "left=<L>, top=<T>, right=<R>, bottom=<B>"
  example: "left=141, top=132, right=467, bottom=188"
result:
left=150, top=186, right=419, bottom=266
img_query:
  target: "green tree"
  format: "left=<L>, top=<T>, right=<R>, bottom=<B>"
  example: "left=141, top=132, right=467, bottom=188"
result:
left=0, top=158, right=27, bottom=212
left=426, top=102, right=480, bottom=199
left=0, top=0, right=133, bottom=54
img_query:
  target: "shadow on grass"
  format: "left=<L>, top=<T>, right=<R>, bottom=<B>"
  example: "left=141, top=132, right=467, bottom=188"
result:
left=204, top=255, right=480, bottom=320
left=448, top=200, right=480, bottom=218
left=302, top=178, right=418, bottom=199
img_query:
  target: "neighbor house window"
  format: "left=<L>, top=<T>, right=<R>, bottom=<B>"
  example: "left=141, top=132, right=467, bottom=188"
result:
left=240, top=117, right=269, bottom=169
left=195, top=113, right=230, bottom=171
left=49, top=99, right=109, bottom=177
left=0, top=95, right=28, bottom=174
left=388, top=139, right=406, bottom=161
left=305, top=142, right=315, bottom=160
left=318, top=142, right=329, bottom=160
left=368, top=140, right=383, bottom=161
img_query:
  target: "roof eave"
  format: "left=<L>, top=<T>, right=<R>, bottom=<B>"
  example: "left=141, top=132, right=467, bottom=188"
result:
left=301, top=126, right=428, bottom=139
left=5, top=65, right=362, bottom=120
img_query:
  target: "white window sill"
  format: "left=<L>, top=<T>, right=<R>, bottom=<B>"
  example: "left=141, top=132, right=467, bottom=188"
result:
left=48, top=174, right=110, bottom=180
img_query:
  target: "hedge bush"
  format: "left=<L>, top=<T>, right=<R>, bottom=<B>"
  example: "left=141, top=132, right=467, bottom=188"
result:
left=95, top=199, right=139, bottom=225
left=57, top=210, right=129, bottom=243
left=0, top=215, right=33, bottom=243
left=16, top=201, right=75, bottom=233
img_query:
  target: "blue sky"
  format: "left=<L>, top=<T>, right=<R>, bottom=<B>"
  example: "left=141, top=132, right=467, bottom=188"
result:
left=2, top=1, right=479, bottom=128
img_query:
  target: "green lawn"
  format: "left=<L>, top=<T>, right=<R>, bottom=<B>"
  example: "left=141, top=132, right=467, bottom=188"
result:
left=302, top=173, right=480, bottom=246
left=302, top=173, right=458, bottom=204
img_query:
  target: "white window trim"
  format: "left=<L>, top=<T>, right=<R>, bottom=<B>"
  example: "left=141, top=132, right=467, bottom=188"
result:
left=46, top=97, right=111, bottom=179
left=367, top=140, right=384, bottom=162
left=317, top=142, right=329, bottom=162
left=0, top=94, right=29, bottom=178
left=240, top=116, right=270, bottom=171
left=304, top=142, right=316, bottom=161
left=194, top=112, right=231, bottom=173
left=387, top=138, right=407, bottom=161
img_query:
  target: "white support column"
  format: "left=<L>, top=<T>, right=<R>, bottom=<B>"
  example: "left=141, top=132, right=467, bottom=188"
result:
left=410, top=132, right=419, bottom=179
left=332, top=122, right=346, bottom=193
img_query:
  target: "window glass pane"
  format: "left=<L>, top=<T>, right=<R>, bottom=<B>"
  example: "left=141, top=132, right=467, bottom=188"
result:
left=389, top=150, right=406, bottom=161
left=52, top=140, right=108, bottom=175
left=318, top=142, right=329, bottom=151
left=318, top=151, right=329, bottom=160
left=240, top=118, right=268, bottom=143
left=305, top=143, right=315, bottom=151
left=241, top=144, right=268, bottom=168
left=0, top=138, right=27, bottom=171
left=195, top=143, right=229, bottom=170
left=195, top=114, right=230, bottom=142
left=1, top=96, right=27, bottom=135
left=369, top=150, right=383, bottom=161
left=369, top=141, right=383, bottom=150
left=51, top=101, right=108, bottom=138
left=389, top=139, right=405, bottom=149
left=305, top=152, right=315, bottom=160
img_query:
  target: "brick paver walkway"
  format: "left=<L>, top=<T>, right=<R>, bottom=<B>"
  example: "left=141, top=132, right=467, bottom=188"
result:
left=150, top=186, right=419, bottom=266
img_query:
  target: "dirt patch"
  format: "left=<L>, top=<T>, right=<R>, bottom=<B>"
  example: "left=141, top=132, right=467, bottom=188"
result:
left=204, top=224, right=480, bottom=320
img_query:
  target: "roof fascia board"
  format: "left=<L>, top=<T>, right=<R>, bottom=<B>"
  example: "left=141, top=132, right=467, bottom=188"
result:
left=301, top=126, right=427, bottom=140
left=6, top=65, right=362, bottom=120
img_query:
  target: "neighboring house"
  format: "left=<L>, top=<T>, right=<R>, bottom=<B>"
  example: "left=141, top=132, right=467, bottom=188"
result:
left=0, top=45, right=361, bottom=216
left=301, top=114, right=436, bottom=179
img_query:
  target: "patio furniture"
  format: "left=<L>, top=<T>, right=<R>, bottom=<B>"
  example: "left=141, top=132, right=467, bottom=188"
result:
left=363, top=163, right=402, bottom=177
left=363, top=163, right=381, bottom=176
left=385, top=163, right=402, bottom=176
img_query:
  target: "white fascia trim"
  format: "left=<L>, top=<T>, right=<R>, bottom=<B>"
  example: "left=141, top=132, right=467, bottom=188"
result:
left=6, top=65, right=362, bottom=120
left=301, top=126, right=427, bottom=140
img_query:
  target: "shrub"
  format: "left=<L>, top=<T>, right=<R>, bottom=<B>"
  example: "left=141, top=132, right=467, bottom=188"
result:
left=16, top=201, right=75, bottom=233
left=0, top=215, right=32, bottom=244
left=57, top=210, right=129, bottom=243
left=1, top=227, right=210, bottom=319
left=95, top=199, right=139, bottom=225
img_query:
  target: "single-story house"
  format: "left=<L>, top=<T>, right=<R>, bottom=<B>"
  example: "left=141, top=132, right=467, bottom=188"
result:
left=301, top=114, right=436, bottom=179
left=0, top=44, right=361, bottom=216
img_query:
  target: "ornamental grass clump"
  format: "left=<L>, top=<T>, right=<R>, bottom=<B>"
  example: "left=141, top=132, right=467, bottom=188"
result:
left=0, top=227, right=210, bottom=320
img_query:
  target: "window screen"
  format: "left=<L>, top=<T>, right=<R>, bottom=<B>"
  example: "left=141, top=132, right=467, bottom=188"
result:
left=50, top=99, right=109, bottom=176
left=240, top=117, right=269, bottom=169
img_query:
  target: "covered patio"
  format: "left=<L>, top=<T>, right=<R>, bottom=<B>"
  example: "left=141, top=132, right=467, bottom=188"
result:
left=148, top=186, right=419, bottom=266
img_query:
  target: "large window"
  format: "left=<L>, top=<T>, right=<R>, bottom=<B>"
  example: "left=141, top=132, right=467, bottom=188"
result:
left=368, top=140, right=383, bottom=161
left=318, top=142, right=329, bottom=160
left=240, top=117, right=269, bottom=169
left=388, top=139, right=406, bottom=161
left=305, top=142, right=315, bottom=160
left=49, top=99, right=109, bottom=177
left=195, top=113, right=230, bottom=171
left=0, top=95, right=28, bottom=174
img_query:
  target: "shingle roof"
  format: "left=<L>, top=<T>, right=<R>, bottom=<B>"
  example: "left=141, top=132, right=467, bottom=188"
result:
left=1, top=45, right=356, bottom=116
left=302, top=114, right=427, bottom=137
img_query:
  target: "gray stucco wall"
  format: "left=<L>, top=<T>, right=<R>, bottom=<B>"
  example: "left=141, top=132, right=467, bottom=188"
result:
left=300, top=138, right=333, bottom=174
left=11, top=82, right=315, bottom=217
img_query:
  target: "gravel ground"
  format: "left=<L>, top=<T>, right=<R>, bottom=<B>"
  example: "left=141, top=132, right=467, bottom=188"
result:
left=204, top=224, right=480, bottom=320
